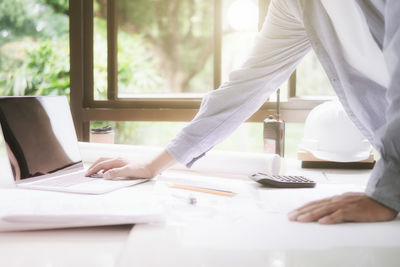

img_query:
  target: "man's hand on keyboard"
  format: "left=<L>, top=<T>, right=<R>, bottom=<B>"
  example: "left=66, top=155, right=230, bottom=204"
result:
left=85, top=157, right=154, bottom=180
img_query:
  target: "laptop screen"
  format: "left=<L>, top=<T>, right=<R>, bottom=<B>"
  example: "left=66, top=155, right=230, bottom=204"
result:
left=0, top=96, right=83, bottom=181
left=0, top=126, right=15, bottom=187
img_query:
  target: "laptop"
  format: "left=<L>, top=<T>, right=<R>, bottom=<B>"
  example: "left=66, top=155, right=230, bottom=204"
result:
left=0, top=96, right=147, bottom=194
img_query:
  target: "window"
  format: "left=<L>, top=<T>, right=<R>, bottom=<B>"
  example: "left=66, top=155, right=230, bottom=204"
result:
left=296, top=51, right=335, bottom=97
left=69, top=0, right=334, bottom=156
left=92, top=0, right=215, bottom=99
left=0, top=1, right=334, bottom=157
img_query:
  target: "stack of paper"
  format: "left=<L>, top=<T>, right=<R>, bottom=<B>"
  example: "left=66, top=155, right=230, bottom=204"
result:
left=0, top=187, right=164, bottom=231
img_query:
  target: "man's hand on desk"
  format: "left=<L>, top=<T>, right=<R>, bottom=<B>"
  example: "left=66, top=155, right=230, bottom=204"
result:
left=85, top=150, right=177, bottom=180
left=85, top=157, right=155, bottom=179
left=288, top=192, right=398, bottom=224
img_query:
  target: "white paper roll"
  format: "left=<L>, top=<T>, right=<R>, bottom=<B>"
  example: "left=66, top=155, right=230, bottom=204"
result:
left=189, top=150, right=281, bottom=176
left=78, top=142, right=281, bottom=176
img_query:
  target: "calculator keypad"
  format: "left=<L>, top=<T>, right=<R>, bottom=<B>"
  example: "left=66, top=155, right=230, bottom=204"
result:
left=249, top=173, right=316, bottom=188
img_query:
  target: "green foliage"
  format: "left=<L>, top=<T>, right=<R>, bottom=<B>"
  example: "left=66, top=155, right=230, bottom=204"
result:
left=0, top=0, right=38, bottom=42
left=92, top=18, right=107, bottom=99
left=114, top=121, right=187, bottom=145
left=117, top=31, right=164, bottom=94
left=0, top=0, right=69, bottom=97
left=109, top=0, right=214, bottom=92
left=90, top=121, right=114, bottom=130
left=92, top=18, right=164, bottom=98
left=0, top=0, right=68, bottom=45
left=0, top=38, right=70, bottom=96
left=41, top=0, right=68, bottom=15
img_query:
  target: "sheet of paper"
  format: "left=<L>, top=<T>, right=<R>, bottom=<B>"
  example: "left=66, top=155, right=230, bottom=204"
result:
left=118, top=169, right=400, bottom=267
left=254, top=183, right=367, bottom=213
left=0, top=186, right=164, bottom=231
left=155, top=171, right=368, bottom=222
left=181, top=211, right=400, bottom=250
left=152, top=172, right=400, bottom=250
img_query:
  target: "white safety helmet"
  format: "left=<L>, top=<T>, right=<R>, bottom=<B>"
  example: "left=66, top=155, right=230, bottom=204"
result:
left=299, top=100, right=372, bottom=162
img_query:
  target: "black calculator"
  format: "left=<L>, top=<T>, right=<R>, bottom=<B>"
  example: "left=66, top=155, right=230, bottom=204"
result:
left=249, top=172, right=316, bottom=188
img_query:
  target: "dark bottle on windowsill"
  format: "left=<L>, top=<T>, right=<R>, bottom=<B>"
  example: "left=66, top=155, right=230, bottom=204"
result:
left=263, top=89, right=285, bottom=157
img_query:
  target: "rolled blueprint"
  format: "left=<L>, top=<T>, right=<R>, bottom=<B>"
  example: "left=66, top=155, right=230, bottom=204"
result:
left=79, top=142, right=281, bottom=176
left=188, top=150, right=281, bottom=175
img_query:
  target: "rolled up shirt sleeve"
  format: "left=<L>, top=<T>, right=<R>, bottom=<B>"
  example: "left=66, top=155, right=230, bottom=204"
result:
left=166, top=0, right=311, bottom=167
left=365, top=0, right=400, bottom=212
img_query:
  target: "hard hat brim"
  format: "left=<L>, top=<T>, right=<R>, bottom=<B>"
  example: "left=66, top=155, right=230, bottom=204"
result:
left=299, top=145, right=371, bottom=162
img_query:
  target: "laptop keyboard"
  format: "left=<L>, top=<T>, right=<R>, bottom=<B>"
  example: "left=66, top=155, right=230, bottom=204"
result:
left=30, top=174, right=97, bottom=187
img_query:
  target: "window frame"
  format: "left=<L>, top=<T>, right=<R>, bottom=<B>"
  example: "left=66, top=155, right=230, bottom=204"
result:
left=69, top=0, right=331, bottom=141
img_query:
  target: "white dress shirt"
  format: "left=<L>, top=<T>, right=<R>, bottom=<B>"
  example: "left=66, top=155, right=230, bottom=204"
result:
left=166, top=0, right=400, bottom=211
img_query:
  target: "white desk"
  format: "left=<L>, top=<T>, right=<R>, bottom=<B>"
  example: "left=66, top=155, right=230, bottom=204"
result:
left=0, top=225, right=131, bottom=267
left=116, top=162, right=400, bottom=267
left=1, top=158, right=399, bottom=267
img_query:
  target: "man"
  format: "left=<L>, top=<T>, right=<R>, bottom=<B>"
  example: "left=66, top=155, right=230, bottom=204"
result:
left=86, top=0, right=399, bottom=224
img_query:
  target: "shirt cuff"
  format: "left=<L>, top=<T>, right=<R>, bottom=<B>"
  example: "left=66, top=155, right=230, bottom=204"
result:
left=366, top=158, right=400, bottom=212
left=165, top=131, right=209, bottom=168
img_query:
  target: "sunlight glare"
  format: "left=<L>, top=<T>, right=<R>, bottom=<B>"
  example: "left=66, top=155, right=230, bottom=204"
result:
left=227, top=0, right=258, bottom=31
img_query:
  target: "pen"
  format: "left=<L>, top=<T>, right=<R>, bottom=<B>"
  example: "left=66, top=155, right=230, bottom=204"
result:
left=168, top=184, right=235, bottom=197
left=171, top=194, right=197, bottom=205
